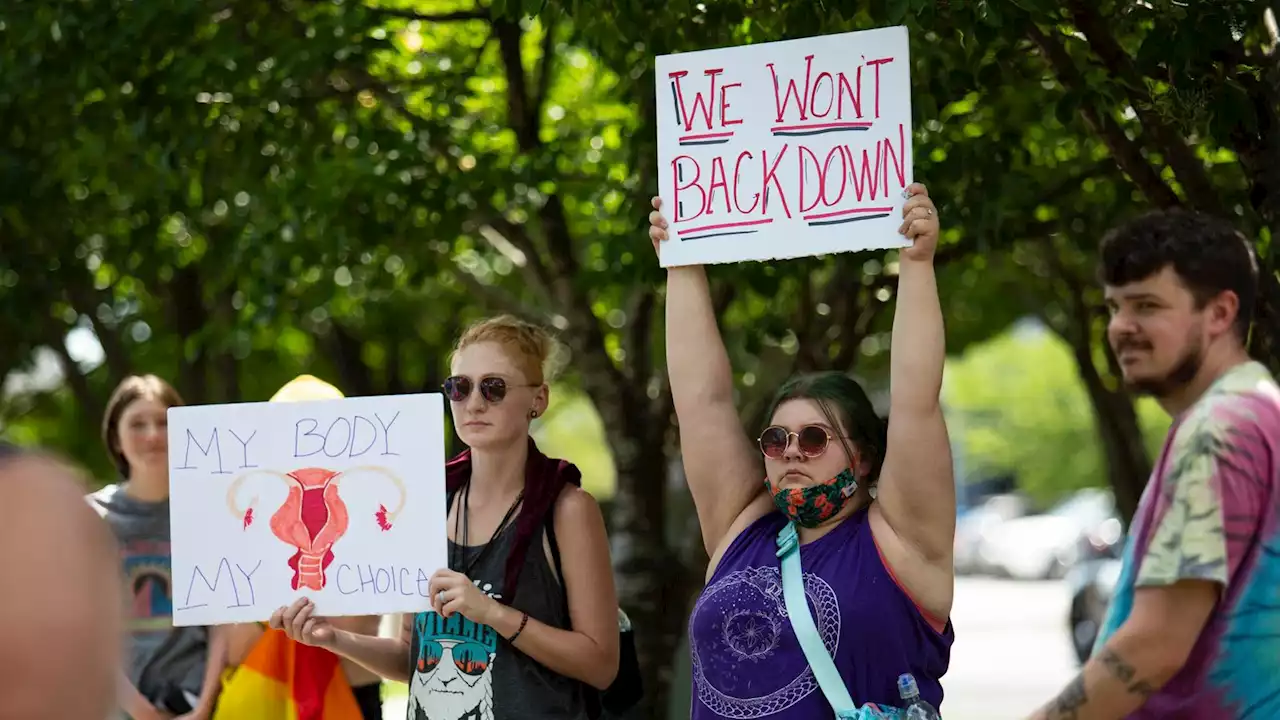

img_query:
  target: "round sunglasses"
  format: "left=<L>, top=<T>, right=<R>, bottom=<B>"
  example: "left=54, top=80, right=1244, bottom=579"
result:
left=442, top=375, right=538, bottom=404
left=757, top=424, right=842, bottom=459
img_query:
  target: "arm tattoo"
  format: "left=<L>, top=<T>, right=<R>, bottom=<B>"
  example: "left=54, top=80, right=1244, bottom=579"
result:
left=1099, top=648, right=1157, bottom=697
left=1045, top=673, right=1088, bottom=719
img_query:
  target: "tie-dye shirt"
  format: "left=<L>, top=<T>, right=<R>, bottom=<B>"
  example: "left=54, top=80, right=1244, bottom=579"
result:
left=1095, top=360, right=1280, bottom=718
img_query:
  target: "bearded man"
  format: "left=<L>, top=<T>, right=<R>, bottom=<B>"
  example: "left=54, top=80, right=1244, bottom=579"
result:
left=1030, top=209, right=1280, bottom=719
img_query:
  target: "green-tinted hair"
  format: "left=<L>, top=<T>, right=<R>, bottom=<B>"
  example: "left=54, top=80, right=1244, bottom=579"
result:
left=763, top=371, right=887, bottom=482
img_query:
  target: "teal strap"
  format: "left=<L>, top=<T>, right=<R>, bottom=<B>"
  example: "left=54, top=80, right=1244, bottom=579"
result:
left=776, top=522, right=859, bottom=718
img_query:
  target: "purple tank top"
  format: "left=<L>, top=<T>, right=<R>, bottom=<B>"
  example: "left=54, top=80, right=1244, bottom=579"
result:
left=688, top=507, right=953, bottom=719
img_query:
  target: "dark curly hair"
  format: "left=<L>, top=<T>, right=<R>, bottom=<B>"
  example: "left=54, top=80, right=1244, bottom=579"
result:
left=1098, top=207, right=1258, bottom=342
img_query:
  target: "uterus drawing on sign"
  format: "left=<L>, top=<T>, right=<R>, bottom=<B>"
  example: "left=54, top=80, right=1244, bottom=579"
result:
left=226, top=466, right=407, bottom=591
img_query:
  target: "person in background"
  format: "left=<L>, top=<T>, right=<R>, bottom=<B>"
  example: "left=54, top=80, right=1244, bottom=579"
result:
left=1, top=441, right=124, bottom=720
left=647, top=183, right=955, bottom=718
left=214, top=374, right=385, bottom=720
left=89, top=375, right=226, bottom=720
left=1029, top=209, right=1280, bottom=719
left=269, top=315, right=620, bottom=720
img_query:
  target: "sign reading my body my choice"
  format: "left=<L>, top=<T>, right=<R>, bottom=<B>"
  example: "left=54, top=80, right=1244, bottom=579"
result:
left=655, top=25, right=914, bottom=267
left=168, top=393, right=446, bottom=627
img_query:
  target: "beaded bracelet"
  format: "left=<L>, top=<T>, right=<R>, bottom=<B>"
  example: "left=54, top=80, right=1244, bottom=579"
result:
left=508, top=611, right=529, bottom=643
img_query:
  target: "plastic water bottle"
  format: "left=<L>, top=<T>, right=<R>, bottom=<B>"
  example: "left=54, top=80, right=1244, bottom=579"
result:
left=897, top=674, right=941, bottom=720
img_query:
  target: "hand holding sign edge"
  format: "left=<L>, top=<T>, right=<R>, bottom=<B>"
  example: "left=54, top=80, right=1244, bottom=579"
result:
left=428, top=569, right=502, bottom=626
left=649, top=196, right=671, bottom=262
left=269, top=597, right=337, bottom=649
left=897, top=183, right=939, bottom=263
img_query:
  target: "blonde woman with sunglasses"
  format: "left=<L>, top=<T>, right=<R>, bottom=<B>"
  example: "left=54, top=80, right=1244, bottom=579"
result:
left=270, top=316, right=621, bottom=720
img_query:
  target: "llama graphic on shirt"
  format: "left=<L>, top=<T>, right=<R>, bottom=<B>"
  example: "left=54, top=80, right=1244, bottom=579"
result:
left=408, top=582, right=501, bottom=720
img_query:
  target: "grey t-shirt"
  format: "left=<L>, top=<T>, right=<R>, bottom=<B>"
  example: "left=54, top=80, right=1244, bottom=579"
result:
left=88, top=484, right=207, bottom=706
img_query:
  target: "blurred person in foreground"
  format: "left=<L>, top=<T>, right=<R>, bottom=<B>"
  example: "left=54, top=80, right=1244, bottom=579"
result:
left=648, top=184, right=955, bottom=717
left=1029, top=209, right=1280, bottom=719
left=90, top=375, right=226, bottom=719
left=0, top=441, right=123, bottom=720
left=213, top=374, right=385, bottom=720
left=270, top=317, right=620, bottom=720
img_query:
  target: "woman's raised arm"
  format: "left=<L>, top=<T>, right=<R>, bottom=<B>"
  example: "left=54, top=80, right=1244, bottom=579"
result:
left=650, top=197, right=765, bottom=558
left=876, top=184, right=956, bottom=564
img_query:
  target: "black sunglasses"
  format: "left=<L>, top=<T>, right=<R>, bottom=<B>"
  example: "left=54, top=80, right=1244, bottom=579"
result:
left=757, top=424, right=841, bottom=459
left=443, top=375, right=538, bottom=404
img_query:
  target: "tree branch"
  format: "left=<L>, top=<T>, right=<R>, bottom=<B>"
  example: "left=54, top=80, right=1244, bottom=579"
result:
left=479, top=214, right=553, bottom=295
left=790, top=262, right=819, bottom=372
left=532, top=14, right=559, bottom=127
left=624, top=287, right=656, bottom=383
left=1027, top=24, right=1181, bottom=208
left=166, top=265, right=210, bottom=404
left=214, top=283, right=239, bottom=404
left=494, top=18, right=538, bottom=151
left=1067, top=1, right=1227, bottom=216
left=831, top=297, right=879, bottom=370
left=454, top=266, right=553, bottom=323
left=710, top=276, right=737, bottom=316
left=364, top=7, right=487, bottom=23
left=323, top=322, right=376, bottom=397
left=536, top=196, right=584, bottom=304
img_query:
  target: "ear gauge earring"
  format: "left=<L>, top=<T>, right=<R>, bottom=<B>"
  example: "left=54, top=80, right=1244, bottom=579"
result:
left=530, top=410, right=539, bottom=419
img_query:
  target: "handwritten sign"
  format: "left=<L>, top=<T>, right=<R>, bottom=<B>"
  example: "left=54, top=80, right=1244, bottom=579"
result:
left=168, top=393, right=447, bottom=626
left=655, top=26, right=913, bottom=267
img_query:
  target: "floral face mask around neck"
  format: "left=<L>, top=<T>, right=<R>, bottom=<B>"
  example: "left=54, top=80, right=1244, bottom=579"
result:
left=767, top=467, right=862, bottom=528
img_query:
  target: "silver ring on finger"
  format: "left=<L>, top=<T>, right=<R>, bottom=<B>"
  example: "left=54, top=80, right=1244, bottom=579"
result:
left=437, top=590, right=448, bottom=605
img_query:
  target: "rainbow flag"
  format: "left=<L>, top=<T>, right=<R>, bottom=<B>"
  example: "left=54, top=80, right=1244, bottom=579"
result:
left=211, top=628, right=363, bottom=720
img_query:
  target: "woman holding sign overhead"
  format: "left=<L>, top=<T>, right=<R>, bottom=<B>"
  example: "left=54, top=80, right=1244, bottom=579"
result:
left=270, top=315, right=625, bottom=720
left=648, top=183, right=955, bottom=718
left=89, top=375, right=228, bottom=720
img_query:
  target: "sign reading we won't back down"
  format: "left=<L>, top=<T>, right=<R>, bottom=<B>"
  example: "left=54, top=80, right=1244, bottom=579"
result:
left=655, top=25, right=914, bottom=267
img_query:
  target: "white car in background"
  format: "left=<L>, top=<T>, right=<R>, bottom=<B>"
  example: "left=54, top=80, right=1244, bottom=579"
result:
left=953, top=493, right=1031, bottom=575
left=978, top=488, right=1118, bottom=581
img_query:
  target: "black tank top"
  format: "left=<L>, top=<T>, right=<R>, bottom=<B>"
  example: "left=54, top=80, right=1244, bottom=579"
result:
left=405, top=511, right=587, bottom=720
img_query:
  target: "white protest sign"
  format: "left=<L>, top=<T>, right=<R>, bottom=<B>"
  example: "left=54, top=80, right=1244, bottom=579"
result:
left=168, top=393, right=447, bottom=626
left=655, top=26, right=913, bottom=267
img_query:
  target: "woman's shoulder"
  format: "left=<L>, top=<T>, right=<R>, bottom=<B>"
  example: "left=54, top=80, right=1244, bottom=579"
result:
left=552, top=483, right=602, bottom=521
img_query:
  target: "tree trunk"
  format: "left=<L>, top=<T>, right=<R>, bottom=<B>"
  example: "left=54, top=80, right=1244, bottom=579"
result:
left=607, top=436, right=692, bottom=718
left=549, top=239, right=689, bottom=715
left=45, top=318, right=102, bottom=445
left=1040, top=239, right=1153, bottom=526
left=485, top=16, right=695, bottom=714
left=1066, top=332, right=1150, bottom=525
left=324, top=322, right=377, bottom=397
left=214, top=286, right=240, bottom=403
left=168, top=266, right=209, bottom=404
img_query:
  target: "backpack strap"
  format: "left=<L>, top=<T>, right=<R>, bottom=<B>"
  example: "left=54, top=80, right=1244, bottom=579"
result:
left=546, top=510, right=567, bottom=605
left=776, top=522, right=859, bottom=719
